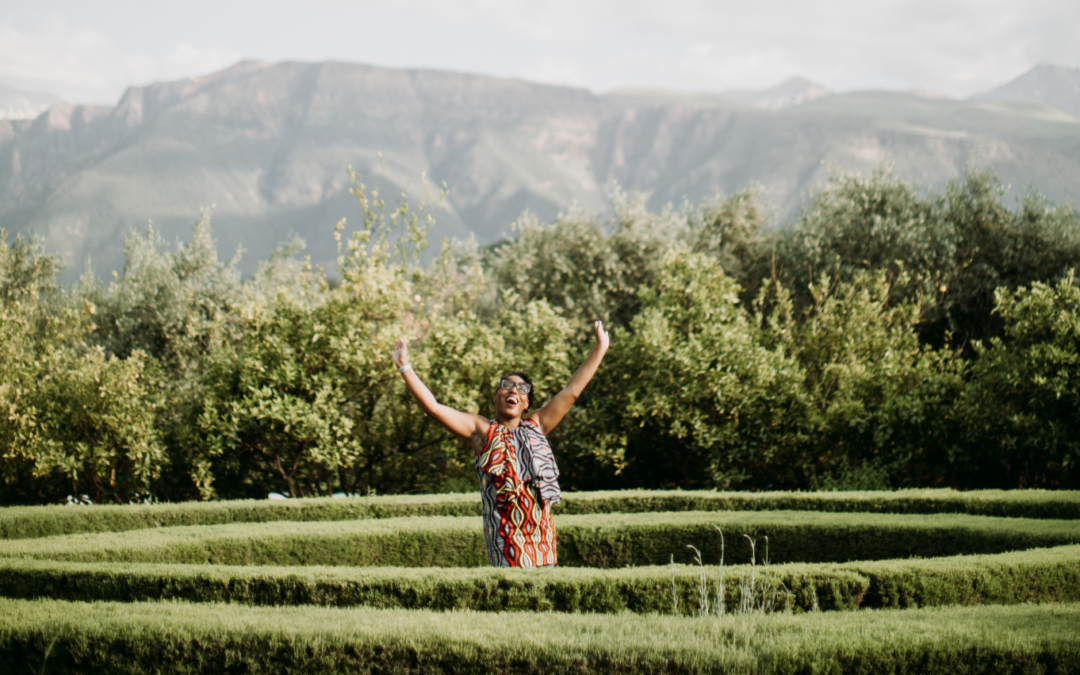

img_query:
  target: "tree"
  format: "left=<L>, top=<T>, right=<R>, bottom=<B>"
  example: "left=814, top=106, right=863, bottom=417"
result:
left=0, top=231, right=80, bottom=504
left=765, top=270, right=965, bottom=488
left=592, top=249, right=806, bottom=489
left=956, top=275, right=1080, bottom=488
left=23, top=346, right=165, bottom=503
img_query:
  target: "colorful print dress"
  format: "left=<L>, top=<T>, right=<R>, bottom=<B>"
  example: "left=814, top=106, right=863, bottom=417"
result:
left=476, top=418, right=559, bottom=567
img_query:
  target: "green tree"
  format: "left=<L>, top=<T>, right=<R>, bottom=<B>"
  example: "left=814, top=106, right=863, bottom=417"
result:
left=586, top=249, right=806, bottom=489
left=0, top=231, right=81, bottom=504
left=929, top=171, right=1080, bottom=349
left=766, top=270, right=965, bottom=488
left=956, top=275, right=1080, bottom=488
left=23, top=346, right=165, bottom=503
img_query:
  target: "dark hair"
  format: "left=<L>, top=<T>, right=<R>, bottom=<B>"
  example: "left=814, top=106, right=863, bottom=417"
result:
left=502, top=371, right=535, bottom=409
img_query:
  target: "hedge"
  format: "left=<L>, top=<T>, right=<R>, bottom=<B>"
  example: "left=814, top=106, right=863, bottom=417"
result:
left=1, top=598, right=1078, bottom=674
left=842, top=545, right=1080, bottom=609
left=4, top=511, right=1079, bottom=568
left=1, top=546, right=1076, bottom=615
left=0, top=558, right=867, bottom=614
left=2, top=488, right=1077, bottom=541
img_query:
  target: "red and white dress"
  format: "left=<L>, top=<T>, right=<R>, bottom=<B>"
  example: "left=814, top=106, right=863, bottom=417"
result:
left=476, top=418, right=560, bottom=567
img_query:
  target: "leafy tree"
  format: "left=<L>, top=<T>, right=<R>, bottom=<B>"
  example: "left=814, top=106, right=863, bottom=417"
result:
left=956, top=275, right=1080, bottom=488
left=583, top=249, right=806, bottom=490
left=0, top=231, right=80, bottom=504
left=929, top=172, right=1080, bottom=349
left=778, top=165, right=951, bottom=311
left=779, top=165, right=1080, bottom=352
left=22, top=346, right=165, bottom=503
left=85, top=209, right=243, bottom=379
left=686, top=184, right=776, bottom=304
left=764, top=270, right=965, bottom=488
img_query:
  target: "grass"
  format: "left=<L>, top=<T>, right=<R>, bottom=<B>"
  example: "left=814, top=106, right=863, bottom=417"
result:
left=1, top=490, right=1078, bottom=672
left=0, top=538, right=1076, bottom=614
left=2, top=598, right=1078, bottom=674
left=3, top=511, right=1077, bottom=568
left=2, top=488, right=1077, bottom=540
left=0, top=556, right=870, bottom=614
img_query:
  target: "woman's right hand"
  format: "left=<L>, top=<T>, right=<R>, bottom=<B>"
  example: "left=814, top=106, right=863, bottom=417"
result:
left=391, top=338, right=409, bottom=369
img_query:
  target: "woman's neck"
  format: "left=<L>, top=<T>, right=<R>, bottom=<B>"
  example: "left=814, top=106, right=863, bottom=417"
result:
left=495, top=413, right=523, bottom=429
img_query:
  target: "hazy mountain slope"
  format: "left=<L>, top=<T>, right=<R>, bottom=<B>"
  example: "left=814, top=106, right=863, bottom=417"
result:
left=0, top=61, right=607, bottom=275
left=720, top=77, right=830, bottom=109
left=0, top=84, right=64, bottom=120
left=972, top=64, right=1080, bottom=116
left=1, top=61, right=1079, bottom=279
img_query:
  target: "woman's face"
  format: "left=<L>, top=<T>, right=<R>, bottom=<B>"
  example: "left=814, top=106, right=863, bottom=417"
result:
left=494, top=375, right=529, bottom=419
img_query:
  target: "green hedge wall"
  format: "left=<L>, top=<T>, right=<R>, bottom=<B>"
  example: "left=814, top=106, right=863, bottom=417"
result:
left=0, top=558, right=864, bottom=614
left=0, top=559, right=867, bottom=614
left=843, top=545, right=1080, bottom=609
left=2, top=599, right=1078, bottom=675
left=4, top=512, right=1079, bottom=568
left=2, top=546, right=1077, bottom=615
left=3, top=489, right=1077, bottom=541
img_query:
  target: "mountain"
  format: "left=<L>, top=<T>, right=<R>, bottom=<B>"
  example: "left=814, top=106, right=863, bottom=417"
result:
left=971, top=64, right=1080, bottom=116
left=0, top=84, right=64, bottom=121
left=721, top=77, right=830, bottom=110
left=2, top=61, right=1079, bottom=280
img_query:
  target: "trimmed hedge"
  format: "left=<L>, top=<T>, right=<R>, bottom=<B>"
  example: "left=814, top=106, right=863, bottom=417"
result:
left=563, top=489, right=1080, bottom=520
left=2, top=488, right=1077, bottom=541
left=843, top=545, right=1080, bottom=609
left=1, top=546, right=1076, bottom=614
left=0, top=559, right=866, bottom=614
left=1, top=598, right=1078, bottom=674
left=4, top=511, right=1080, bottom=568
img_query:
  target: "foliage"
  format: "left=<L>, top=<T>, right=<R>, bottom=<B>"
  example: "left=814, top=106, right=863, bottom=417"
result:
left=21, top=347, right=165, bottom=504
left=2, top=488, right=1078, bottom=541
left=3, top=598, right=1079, bottom=675
left=955, top=275, right=1080, bottom=488
left=764, top=270, right=966, bottom=489
left=0, top=557, right=869, bottom=614
left=7, top=510, right=1079, bottom=568
left=778, top=166, right=1080, bottom=351
left=601, top=250, right=806, bottom=489
left=4, top=162, right=1080, bottom=503
left=0, top=232, right=89, bottom=505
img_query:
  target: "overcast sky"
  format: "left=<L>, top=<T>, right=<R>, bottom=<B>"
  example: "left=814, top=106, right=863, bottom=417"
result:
left=1, top=0, right=1078, bottom=105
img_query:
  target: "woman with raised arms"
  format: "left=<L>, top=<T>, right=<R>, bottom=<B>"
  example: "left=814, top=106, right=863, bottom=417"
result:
left=390, top=321, right=610, bottom=567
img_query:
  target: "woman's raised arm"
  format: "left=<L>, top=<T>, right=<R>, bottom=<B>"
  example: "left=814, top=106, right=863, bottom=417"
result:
left=529, top=321, right=610, bottom=434
left=391, top=339, right=489, bottom=443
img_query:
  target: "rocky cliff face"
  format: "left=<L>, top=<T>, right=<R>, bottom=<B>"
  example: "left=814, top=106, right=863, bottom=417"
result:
left=2, top=60, right=1079, bottom=279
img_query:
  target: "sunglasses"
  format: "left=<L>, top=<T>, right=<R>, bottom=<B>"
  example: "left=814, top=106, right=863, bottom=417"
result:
left=498, top=378, right=532, bottom=396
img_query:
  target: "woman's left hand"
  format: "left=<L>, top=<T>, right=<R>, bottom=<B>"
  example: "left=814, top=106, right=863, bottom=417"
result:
left=593, top=320, right=610, bottom=353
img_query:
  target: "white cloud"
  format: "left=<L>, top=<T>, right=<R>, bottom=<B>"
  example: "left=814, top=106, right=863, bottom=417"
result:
left=0, top=12, right=239, bottom=105
left=161, top=44, right=243, bottom=82
left=1, top=0, right=1078, bottom=104
left=520, top=58, right=589, bottom=88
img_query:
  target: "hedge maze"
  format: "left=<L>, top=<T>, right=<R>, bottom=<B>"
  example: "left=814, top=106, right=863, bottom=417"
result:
left=2, top=489, right=1079, bottom=673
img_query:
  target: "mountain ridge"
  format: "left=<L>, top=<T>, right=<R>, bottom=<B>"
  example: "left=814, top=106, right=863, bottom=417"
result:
left=2, top=60, right=1079, bottom=280
left=971, top=64, right=1080, bottom=116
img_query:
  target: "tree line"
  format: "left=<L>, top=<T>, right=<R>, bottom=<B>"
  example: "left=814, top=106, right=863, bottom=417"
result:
left=2, top=165, right=1079, bottom=504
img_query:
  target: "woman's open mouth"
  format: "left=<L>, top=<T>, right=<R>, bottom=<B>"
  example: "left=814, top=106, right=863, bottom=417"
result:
left=506, top=395, right=519, bottom=407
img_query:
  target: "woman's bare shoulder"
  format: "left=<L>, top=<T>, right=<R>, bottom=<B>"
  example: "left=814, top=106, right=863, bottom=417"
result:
left=470, top=417, right=494, bottom=455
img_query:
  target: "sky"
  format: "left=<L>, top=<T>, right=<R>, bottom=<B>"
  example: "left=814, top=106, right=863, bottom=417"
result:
left=1, top=0, right=1078, bottom=106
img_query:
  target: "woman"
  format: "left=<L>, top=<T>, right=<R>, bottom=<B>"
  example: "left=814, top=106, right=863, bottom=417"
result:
left=390, top=321, right=609, bottom=567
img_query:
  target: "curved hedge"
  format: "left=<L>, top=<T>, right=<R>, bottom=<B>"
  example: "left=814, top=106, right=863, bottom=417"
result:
left=0, top=558, right=868, bottom=614
left=2, top=599, right=1078, bottom=675
left=1, top=546, right=1076, bottom=615
left=4, top=512, right=1079, bottom=568
left=2, top=489, right=1077, bottom=541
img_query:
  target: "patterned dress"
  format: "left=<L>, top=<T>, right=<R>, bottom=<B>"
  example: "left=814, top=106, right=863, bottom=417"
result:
left=476, top=418, right=559, bottom=567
